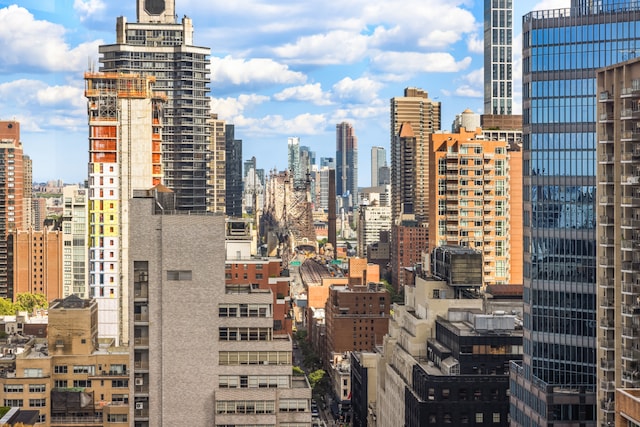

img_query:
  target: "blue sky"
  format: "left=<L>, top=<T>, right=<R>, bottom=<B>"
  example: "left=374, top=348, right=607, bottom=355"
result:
left=0, top=0, right=567, bottom=185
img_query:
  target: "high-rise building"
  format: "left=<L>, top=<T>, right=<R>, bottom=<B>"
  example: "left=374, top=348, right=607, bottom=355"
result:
left=484, top=0, right=513, bottom=115
left=225, top=124, right=243, bottom=218
left=209, top=114, right=227, bottom=214
left=371, top=146, right=386, bottom=187
left=0, top=121, right=28, bottom=299
left=596, top=57, right=640, bottom=425
left=99, top=0, right=211, bottom=211
left=390, top=88, right=441, bottom=225
left=8, top=228, right=63, bottom=301
left=288, top=136, right=303, bottom=187
left=428, top=127, right=522, bottom=286
left=357, top=203, right=391, bottom=259
left=511, top=3, right=640, bottom=426
left=129, top=188, right=310, bottom=426
left=336, top=123, right=358, bottom=209
left=85, top=72, right=164, bottom=344
left=61, top=185, right=89, bottom=298
left=320, top=157, right=335, bottom=169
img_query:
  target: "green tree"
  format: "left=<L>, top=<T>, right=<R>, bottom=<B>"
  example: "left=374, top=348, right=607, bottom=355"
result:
left=292, top=366, right=305, bottom=376
left=308, top=369, right=326, bottom=389
left=0, top=299, right=15, bottom=316
left=14, top=293, right=48, bottom=313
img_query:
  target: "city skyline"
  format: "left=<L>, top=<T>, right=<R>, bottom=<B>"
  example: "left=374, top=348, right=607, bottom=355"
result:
left=0, top=0, right=564, bottom=186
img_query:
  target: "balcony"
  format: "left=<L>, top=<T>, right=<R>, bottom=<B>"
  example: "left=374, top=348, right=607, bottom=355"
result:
left=600, top=380, right=615, bottom=391
left=599, top=296, right=614, bottom=308
left=600, top=91, right=613, bottom=101
left=599, top=197, right=614, bottom=206
left=623, top=348, right=640, bottom=360
left=622, top=175, right=640, bottom=186
left=599, top=113, right=614, bottom=123
left=599, top=256, right=614, bottom=268
left=599, top=236, right=614, bottom=247
left=621, top=109, right=640, bottom=120
left=622, top=371, right=640, bottom=387
left=599, top=153, right=614, bottom=164
left=622, top=261, right=640, bottom=273
left=599, top=174, right=615, bottom=184
left=600, top=338, right=615, bottom=349
left=622, top=197, right=640, bottom=207
left=600, top=358, right=615, bottom=370
left=622, top=303, right=640, bottom=317
left=622, top=218, right=640, bottom=229
left=621, top=131, right=640, bottom=141
left=600, top=317, right=615, bottom=329
left=600, top=398, right=615, bottom=413
left=622, top=281, right=640, bottom=295
left=622, top=326, right=639, bottom=339
left=622, top=87, right=640, bottom=98
left=599, top=215, right=614, bottom=226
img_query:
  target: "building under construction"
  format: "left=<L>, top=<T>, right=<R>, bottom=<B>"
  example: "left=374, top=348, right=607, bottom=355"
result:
left=261, top=170, right=316, bottom=264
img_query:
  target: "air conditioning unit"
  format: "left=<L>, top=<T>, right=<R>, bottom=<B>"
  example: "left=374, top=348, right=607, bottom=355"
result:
left=135, top=402, right=144, bottom=410
left=135, top=378, right=144, bottom=386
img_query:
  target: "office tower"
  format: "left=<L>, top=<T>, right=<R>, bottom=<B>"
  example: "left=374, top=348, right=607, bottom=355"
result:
left=8, top=228, right=63, bottom=300
left=299, top=145, right=315, bottom=186
left=336, top=123, right=358, bottom=210
left=484, top=0, right=513, bottom=115
left=31, top=198, right=47, bottom=231
left=596, top=58, right=640, bottom=425
left=209, top=114, right=226, bottom=213
left=428, top=127, right=523, bottom=286
left=129, top=189, right=310, bottom=426
left=357, top=203, right=391, bottom=258
left=61, top=186, right=89, bottom=298
left=85, top=72, right=164, bottom=344
left=321, top=157, right=335, bottom=169
left=225, top=124, right=243, bottom=217
left=371, top=146, right=386, bottom=187
left=99, top=0, right=211, bottom=211
left=0, top=121, right=27, bottom=299
left=378, top=165, right=390, bottom=186
left=287, top=136, right=303, bottom=187
left=511, top=3, right=640, bottom=426
left=390, top=88, right=441, bottom=225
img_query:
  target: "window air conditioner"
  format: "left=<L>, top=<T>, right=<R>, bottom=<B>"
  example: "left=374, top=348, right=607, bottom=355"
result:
left=135, top=402, right=144, bottom=410
left=135, top=378, right=144, bottom=386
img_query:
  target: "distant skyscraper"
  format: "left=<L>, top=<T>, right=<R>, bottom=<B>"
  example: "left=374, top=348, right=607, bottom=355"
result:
left=371, top=146, right=386, bottom=187
left=288, top=137, right=307, bottom=188
left=299, top=145, right=315, bottom=185
left=336, top=122, right=358, bottom=209
left=320, top=157, right=335, bottom=169
left=85, top=72, right=164, bottom=344
left=484, top=0, right=513, bottom=115
left=510, top=3, right=640, bottom=426
left=390, top=88, right=441, bottom=226
left=99, top=0, right=211, bottom=211
left=0, top=121, right=28, bottom=299
left=225, top=124, right=243, bottom=218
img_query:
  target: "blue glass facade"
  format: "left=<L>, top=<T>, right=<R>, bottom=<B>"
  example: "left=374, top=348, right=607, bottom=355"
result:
left=511, top=3, right=640, bottom=426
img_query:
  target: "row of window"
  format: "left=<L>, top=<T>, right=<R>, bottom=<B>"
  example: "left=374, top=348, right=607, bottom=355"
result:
left=218, top=304, right=270, bottom=318
left=4, top=384, right=45, bottom=393
left=218, top=375, right=290, bottom=389
left=3, top=399, right=45, bottom=407
left=53, top=380, right=128, bottom=388
left=219, top=327, right=272, bottom=341
left=53, top=364, right=126, bottom=375
left=218, top=351, right=291, bottom=366
left=215, top=399, right=308, bottom=414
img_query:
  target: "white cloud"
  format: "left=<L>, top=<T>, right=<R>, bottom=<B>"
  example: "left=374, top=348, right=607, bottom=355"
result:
left=532, top=0, right=570, bottom=11
left=0, top=6, right=103, bottom=73
left=463, top=68, right=484, bottom=87
left=273, top=83, right=332, bottom=106
left=210, top=94, right=270, bottom=121
left=332, top=103, right=388, bottom=122
left=0, top=79, right=85, bottom=131
left=467, top=33, right=484, bottom=54
left=455, top=86, right=483, bottom=98
left=332, top=77, right=383, bottom=104
left=73, top=0, right=106, bottom=22
left=371, top=52, right=472, bottom=77
left=211, top=56, right=307, bottom=88
left=273, top=31, right=369, bottom=65
left=234, top=113, right=328, bottom=136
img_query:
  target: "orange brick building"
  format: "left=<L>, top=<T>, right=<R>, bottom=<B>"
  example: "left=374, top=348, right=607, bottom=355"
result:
left=224, top=258, right=293, bottom=334
left=8, top=228, right=63, bottom=302
left=428, top=127, right=523, bottom=285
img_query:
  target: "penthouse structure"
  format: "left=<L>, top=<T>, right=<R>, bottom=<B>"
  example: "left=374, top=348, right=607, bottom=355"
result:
left=99, top=0, right=211, bottom=211
left=85, top=72, right=164, bottom=344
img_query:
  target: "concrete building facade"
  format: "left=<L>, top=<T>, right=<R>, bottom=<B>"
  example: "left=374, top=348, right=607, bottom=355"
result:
left=85, top=72, right=164, bottom=344
left=209, top=114, right=226, bottom=213
left=484, top=0, right=513, bottom=115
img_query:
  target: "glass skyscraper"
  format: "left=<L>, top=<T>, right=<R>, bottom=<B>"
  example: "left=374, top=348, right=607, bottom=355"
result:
left=484, top=0, right=513, bottom=115
left=510, top=2, right=640, bottom=426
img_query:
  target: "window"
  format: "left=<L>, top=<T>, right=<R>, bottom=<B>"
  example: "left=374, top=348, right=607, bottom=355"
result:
left=112, top=394, right=128, bottom=404
left=54, top=380, right=68, bottom=388
left=73, top=365, right=95, bottom=375
left=476, top=413, right=484, bottom=422
left=112, top=380, right=128, bottom=388
left=4, top=399, right=23, bottom=407
left=23, top=368, right=42, bottom=378
left=4, top=384, right=23, bottom=393
left=279, top=399, right=308, bottom=412
left=107, top=414, right=128, bottom=422
left=29, top=399, right=46, bottom=408
left=29, top=384, right=45, bottom=393
left=166, top=270, right=192, bottom=281
left=493, top=412, right=501, bottom=423
left=54, top=365, right=68, bottom=374
left=73, top=380, right=92, bottom=388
